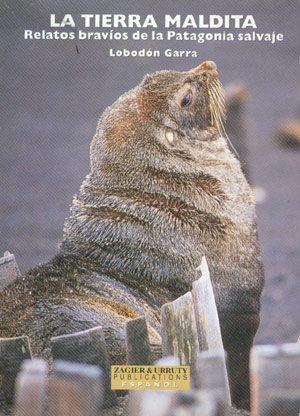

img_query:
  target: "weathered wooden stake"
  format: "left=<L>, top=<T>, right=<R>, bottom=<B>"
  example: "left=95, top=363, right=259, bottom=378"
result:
left=197, top=349, right=231, bottom=412
left=161, top=291, right=200, bottom=384
left=154, top=356, right=180, bottom=366
left=51, top=326, right=117, bottom=408
left=13, top=359, right=48, bottom=416
left=126, top=357, right=182, bottom=416
left=174, top=390, right=218, bottom=416
left=250, top=343, right=300, bottom=416
left=127, top=385, right=218, bottom=416
left=192, top=256, right=224, bottom=351
left=0, top=251, right=21, bottom=291
left=191, top=257, right=231, bottom=405
left=263, top=391, right=300, bottom=416
left=0, top=336, right=32, bottom=402
left=125, top=316, right=153, bottom=365
left=48, top=360, right=103, bottom=416
left=126, top=389, right=177, bottom=416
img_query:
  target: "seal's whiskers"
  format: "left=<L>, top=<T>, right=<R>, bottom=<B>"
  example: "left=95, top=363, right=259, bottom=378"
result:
left=208, top=79, right=239, bottom=157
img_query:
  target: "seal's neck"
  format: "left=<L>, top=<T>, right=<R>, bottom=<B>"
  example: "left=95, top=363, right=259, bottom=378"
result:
left=60, top=165, right=224, bottom=292
left=61, top=141, right=251, bottom=293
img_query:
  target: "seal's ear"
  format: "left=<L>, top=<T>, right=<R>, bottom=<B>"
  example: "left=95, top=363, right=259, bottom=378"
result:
left=140, top=70, right=180, bottom=91
left=140, top=71, right=165, bottom=88
left=141, top=73, right=153, bottom=87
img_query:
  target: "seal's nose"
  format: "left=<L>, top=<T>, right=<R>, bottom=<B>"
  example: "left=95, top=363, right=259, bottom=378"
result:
left=200, top=61, right=218, bottom=71
left=190, top=61, right=218, bottom=75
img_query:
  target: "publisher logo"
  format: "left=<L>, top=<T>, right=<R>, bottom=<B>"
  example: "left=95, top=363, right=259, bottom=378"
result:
left=111, top=365, right=190, bottom=390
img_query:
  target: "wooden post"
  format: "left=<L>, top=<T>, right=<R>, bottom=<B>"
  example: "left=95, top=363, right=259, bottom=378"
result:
left=192, top=256, right=230, bottom=404
left=126, top=357, right=179, bottom=416
left=127, top=357, right=219, bottom=416
left=48, top=360, right=103, bottom=416
left=13, top=359, right=48, bottom=416
left=154, top=356, right=180, bottom=366
left=126, top=389, right=176, bottom=416
left=192, top=256, right=224, bottom=351
left=0, top=251, right=21, bottom=291
left=161, top=291, right=200, bottom=385
left=250, top=343, right=300, bottom=416
left=50, top=326, right=117, bottom=408
left=125, top=316, right=153, bottom=365
left=176, top=390, right=218, bottom=416
left=0, top=336, right=32, bottom=402
left=263, top=391, right=300, bottom=416
left=128, top=388, right=218, bottom=416
left=197, top=350, right=231, bottom=408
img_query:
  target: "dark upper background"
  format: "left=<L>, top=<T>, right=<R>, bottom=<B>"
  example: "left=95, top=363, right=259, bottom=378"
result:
left=1, top=0, right=300, bottom=344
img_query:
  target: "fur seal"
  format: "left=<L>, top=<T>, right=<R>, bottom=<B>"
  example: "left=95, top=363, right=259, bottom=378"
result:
left=0, top=61, right=264, bottom=409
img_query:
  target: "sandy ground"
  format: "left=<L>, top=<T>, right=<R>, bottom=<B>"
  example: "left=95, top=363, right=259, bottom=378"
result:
left=1, top=0, right=300, bottom=346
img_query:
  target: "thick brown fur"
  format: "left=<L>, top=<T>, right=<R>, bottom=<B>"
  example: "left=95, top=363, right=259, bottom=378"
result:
left=0, top=62, right=264, bottom=409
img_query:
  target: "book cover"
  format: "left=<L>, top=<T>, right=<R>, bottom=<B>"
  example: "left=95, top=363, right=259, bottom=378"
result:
left=1, top=0, right=300, bottom=413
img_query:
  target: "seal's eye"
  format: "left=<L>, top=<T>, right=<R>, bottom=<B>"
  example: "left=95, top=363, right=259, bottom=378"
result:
left=181, top=90, right=193, bottom=107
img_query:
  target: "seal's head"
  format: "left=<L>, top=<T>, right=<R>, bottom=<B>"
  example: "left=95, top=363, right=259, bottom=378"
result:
left=138, top=60, right=226, bottom=139
left=91, top=61, right=227, bottom=174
